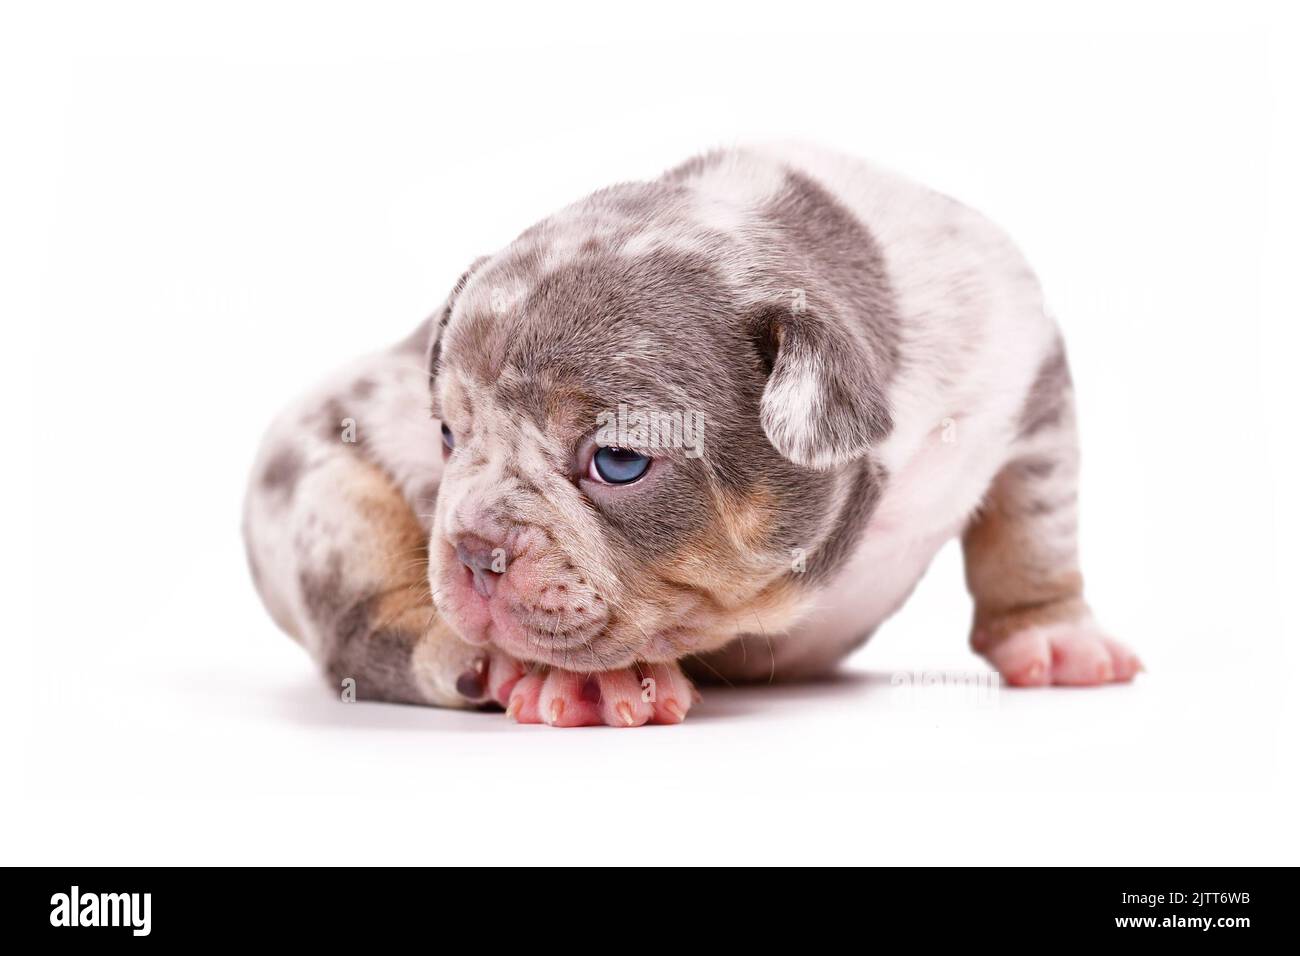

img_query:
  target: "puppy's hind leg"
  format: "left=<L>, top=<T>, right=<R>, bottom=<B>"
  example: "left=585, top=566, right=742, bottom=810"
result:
left=244, top=425, right=524, bottom=709
left=961, top=343, right=1141, bottom=686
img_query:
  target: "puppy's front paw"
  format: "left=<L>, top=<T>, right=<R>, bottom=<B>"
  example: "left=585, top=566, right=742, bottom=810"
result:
left=502, top=662, right=696, bottom=727
left=409, top=624, right=529, bottom=709
left=450, top=648, right=530, bottom=707
left=976, top=619, right=1142, bottom=687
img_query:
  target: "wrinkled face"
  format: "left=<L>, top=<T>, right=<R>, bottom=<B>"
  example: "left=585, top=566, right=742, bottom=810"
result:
left=426, top=181, right=892, bottom=670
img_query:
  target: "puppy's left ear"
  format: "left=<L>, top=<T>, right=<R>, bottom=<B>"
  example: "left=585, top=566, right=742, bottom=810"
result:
left=752, top=301, right=893, bottom=469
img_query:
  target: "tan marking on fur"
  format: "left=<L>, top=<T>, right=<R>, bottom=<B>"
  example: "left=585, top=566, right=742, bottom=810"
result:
left=712, top=484, right=779, bottom=556
left=963, top=481, right=1081, bottom=612
left=340, top=460, right=429, bottom=581
left=325, top=462, right=492, bottom=707
left=642, top=494, right=807, bottom=658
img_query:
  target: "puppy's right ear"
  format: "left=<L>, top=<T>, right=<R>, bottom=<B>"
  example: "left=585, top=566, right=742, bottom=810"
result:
left=422, top=257, right=491, bottom=393
left=751, top=298, right=893, bottom=469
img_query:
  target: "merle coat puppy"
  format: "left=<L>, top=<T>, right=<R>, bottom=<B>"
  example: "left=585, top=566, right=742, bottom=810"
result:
left=243, top=144, right=1140, bottom=727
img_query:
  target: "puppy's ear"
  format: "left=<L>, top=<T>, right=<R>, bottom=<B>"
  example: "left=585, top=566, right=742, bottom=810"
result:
left=426, top=257, right=489, bottom=390
left=752, top=301, right=892, bottom=469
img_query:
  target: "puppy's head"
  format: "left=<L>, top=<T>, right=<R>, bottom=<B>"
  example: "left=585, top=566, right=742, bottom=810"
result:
left=426, top=180, right=893, bottom=670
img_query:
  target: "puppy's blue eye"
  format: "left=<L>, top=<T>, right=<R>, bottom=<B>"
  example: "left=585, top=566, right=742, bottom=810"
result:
left=590, top=446, right=650, bottom=484
left=440, top=423, right=455, bottom=451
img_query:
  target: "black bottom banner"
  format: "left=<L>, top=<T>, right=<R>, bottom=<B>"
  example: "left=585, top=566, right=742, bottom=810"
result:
left=5, top=866, right=1289, bottom=945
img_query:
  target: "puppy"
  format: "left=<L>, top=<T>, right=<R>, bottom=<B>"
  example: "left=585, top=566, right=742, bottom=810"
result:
left=243, top=143, right=1140, bottom=727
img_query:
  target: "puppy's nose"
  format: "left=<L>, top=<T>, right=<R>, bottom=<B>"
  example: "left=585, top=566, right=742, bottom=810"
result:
left=454, top=535, right=509, bottom=598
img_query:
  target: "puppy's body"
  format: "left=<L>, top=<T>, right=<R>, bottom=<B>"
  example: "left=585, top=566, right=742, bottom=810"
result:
left=684, top=144, right=1061, bottom=679
left=244, top=144, right=1138, bottom=724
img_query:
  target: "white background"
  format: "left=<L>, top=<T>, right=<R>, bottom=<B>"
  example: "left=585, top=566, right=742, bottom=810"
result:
left=7, top=1, right=1298, bottom=865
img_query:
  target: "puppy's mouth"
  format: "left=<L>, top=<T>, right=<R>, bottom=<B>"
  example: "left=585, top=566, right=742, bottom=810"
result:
left=477, top=605, right=655, bottom=670
left=494, top=628, right=616, bottom=670
left=487, top=603, right=732, bottom=671
left=490, top=615, right=611, bottom=666
left=431, top=534, right=727, bottom=670
left=440, top=577, right=697, bottom=669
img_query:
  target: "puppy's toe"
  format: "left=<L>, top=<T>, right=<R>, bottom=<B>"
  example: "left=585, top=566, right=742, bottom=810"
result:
left=980, top=621, right=1141, bottom=687
left=537, top=670, right=605, bottom=727
left=501, top=661, right=698, bottom=727
left=982, top=629, right=1052, bottom=686
left=640, top=661, right=696, bottom=724
left=505, top=672, right=546, bottom=723
left=593, top=668, right=654, bottom=727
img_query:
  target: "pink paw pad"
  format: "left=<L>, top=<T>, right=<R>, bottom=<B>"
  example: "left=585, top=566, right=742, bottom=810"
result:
left=983, top=622, right=1142, bottom=687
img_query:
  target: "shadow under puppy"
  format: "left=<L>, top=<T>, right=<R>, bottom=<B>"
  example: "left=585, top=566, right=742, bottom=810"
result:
left=243, top=143, right=1140, bottom=727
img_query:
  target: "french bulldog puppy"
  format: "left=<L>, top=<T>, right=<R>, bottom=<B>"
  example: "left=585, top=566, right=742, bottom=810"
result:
left=243, top=144, right=1140, bottom=727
